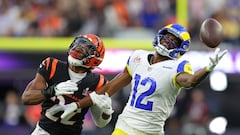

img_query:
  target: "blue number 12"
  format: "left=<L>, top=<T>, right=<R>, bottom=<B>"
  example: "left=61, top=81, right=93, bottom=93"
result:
left=130, top=74, right=156, bottom=111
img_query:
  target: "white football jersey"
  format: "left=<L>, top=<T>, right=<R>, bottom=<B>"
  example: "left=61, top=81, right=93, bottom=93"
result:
left=118, top=50, right=193, bottom=134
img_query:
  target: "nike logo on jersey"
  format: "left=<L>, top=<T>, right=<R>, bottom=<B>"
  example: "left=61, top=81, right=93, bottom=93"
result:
left=147, top=67, right=152, bottom=71
left=162, top=66, right=172, bottom=69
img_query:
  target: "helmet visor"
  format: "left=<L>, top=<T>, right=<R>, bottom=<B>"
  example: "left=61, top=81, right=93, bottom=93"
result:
left=69, top=37, right=97, bottom=60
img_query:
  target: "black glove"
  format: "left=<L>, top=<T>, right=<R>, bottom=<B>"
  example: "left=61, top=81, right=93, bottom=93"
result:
left=42, top=84, right=56, bottom=99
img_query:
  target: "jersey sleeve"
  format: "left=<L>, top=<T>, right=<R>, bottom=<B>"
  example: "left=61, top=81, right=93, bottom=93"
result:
left=176, top=60, right=193, bottom=74
left=37, top=57, right=59, bottom=81
left=172, top=60, right=193, bottom=89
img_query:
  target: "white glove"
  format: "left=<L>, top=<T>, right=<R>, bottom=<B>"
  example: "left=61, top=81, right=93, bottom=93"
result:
left=43, top=80, right=79, bottom=98
left=60, top=102, right=79, bottom=119
left=90, top=91, right=114, bottom=115
left=54, top=80, right=78, bottom=96
left=46, top=102, right=79, bottom=120
left=206, top=48, right=228, bottom=72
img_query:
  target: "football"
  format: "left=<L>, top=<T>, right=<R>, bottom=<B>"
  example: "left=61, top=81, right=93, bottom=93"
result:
left=199, top=18, right=223, bottom=48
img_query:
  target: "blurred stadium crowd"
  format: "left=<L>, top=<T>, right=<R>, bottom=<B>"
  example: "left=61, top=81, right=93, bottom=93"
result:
left=0, top=0, right=240, bottom=135
left=0, top=0, right=239, bottom=45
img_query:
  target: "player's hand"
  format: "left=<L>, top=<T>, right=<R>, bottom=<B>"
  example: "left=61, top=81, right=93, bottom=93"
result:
left=60, top=102, right=79, bottom=119
left=42, top=80, right=78, bottom=98
left=206, top=48, right=228, bottom=72
left=54, top=80, right=78, bottom=96
left=47, top=102, right=79, bottom=119
left=90, top=92, right=114, bottom=115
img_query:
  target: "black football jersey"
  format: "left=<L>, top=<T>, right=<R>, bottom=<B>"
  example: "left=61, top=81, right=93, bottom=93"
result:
left=37, top=57, right=107, bottom=135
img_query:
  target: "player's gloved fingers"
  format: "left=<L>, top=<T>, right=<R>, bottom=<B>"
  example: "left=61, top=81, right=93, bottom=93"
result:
left=99, top=94, right=111, bottom=103
left=99, top=100, right=110, bottom=108
left=58, top=91, right=75, bottom=95
left=94, top=95, right=111, bottom=107
left=90, top=91, right=104, bottom=105
left=214, top=48, right=220, bottom=56
left=66, top=87, right=78, bottom=91
left=65, top=80, right=76, bottom=84
left=103, top=109, right=114, bottom=115
left=55, top=89, right=76, bottom=95
left=209, top=57, right=215, bottom=65
left=103, top=104, right=114, bottom=115
left=105, top=92, right=110, bottom=97
left=58, top=85, right=78, bottom=90
left=56, top=80, right=78, bottom=88
left=219, top=49, right=228, bottom=60
left=47, top=105, right=64, bottom=114
left=102, top=99, right=112, bottom=109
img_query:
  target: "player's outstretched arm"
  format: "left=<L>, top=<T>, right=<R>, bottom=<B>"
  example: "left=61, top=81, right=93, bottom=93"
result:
left=76, top=67, right=132, bottom=108
left=176, top=48, right=227, bottom=88
left=22, top=73, right=78, bottom=105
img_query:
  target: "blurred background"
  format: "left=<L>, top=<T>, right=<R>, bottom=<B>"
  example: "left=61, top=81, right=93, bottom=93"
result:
left=0, top=0, right=240, bottom=135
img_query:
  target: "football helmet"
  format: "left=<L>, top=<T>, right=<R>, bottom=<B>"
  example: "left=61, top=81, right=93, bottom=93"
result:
left=153, top=24, right=191, bottom=59
left=68, top=34, right=105, bottom=69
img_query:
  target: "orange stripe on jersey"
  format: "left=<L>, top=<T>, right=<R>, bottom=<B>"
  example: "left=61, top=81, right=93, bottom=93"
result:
left=49, top=59, right=58, bottom=79
left=65, top=94, right=81, bottom=101
left=45, top=57, right=50, bottom=70
left=95, top=74, right=105, bottom=90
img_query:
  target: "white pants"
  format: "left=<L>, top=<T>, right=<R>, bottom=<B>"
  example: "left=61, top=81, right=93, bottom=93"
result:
left=113, top=117, right=163, bottom=135
left=31, top=122, right=50, bottom=135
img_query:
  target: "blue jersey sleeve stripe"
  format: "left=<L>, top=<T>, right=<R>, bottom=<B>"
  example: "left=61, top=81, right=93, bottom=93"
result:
left=177, top=60, right=188, bottom=73
left=127, top=56, right=130, bottom=65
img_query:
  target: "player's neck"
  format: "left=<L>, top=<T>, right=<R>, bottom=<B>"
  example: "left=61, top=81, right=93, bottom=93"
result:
left=151, top=54, right=170, bottom=64
left=69, top=65, right=89, bottom=73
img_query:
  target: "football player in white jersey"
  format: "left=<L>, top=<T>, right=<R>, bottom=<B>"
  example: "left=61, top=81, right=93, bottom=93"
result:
left=57, top=24, right=227, bottom=135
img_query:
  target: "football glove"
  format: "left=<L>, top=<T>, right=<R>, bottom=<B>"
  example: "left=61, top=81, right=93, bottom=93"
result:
left=206, top=48, right=228, bottom=72
left=89, top=91, right=114, bottom=115
left=46, top=102, right=79, bottom=119
left=60, top=102, right=79, bottom=119
left=42, top=80, right=78, bottom=98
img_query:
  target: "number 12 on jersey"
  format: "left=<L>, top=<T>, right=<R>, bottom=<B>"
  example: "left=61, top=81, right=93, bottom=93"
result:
left=130, top=74, right=156, bottom=111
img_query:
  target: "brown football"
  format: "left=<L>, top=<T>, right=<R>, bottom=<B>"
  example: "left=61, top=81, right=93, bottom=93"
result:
left=200, top=18, right=223, bottom=48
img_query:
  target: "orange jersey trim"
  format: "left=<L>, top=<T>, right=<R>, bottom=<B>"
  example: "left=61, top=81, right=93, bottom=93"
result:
left=49, top=59, right=58, bottom=79
left=65, top=94, right=81, bottom=102
left=45, top=57, right=50, bottom=70
left=95, top=74, right=105, bottom=90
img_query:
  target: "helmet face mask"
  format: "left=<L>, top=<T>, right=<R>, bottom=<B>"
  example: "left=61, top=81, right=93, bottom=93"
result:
left=69, top=38, right=96, bottom=60
left=159, top=33, right=180, bottom=50
left=153, top=24, right=191, bottom=59
left=68, top=34, right=105, bottom=69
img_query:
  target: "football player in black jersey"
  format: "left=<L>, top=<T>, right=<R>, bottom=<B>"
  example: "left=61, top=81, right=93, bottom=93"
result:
left=21, top=34, right=113, bottom=135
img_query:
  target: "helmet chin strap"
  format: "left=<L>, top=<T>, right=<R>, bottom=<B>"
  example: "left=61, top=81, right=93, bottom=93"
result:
left=68, top=55, right=88, bottom=68
left=155, top=43, right=176, bottom=59
left=68, top=55, right=102, bottom=69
